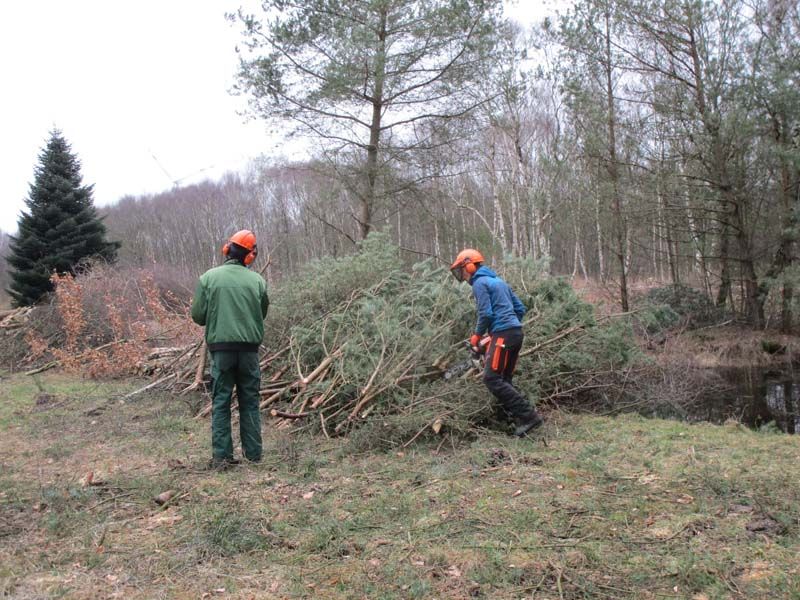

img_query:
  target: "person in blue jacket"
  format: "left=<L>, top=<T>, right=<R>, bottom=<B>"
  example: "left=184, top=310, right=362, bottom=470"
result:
left=450, top=248, right=543, bottom=436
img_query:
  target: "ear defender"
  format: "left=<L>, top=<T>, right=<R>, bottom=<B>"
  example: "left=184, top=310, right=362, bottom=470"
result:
left=465, top=261, right=478, bottom=275
left=222, top=242, right=231, bottom=256
left=243, top=245, right=258, bottom=266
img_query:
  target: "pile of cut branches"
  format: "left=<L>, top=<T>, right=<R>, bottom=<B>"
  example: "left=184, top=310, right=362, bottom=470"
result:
left=0, top=306, right=38, bottom=369
left=0, top=307, right=33, bottom=330
left=4, top=233, right=638, bottom=441
left=140, top=234, right=638, bottom=442
left=2, top=264, right=196, bottom=376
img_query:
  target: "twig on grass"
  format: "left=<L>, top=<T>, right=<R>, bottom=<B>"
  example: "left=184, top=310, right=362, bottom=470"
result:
left=159, top=490, right=190, bottom=511
left=24, top=361, right=59, bottom=376
left=87, top=492, right=135, bottom=512
left=623, top=522, right=691, bottom=545
left=122, top=373, right=176, bottom=400
left=320, top=412, right=330, bottom=438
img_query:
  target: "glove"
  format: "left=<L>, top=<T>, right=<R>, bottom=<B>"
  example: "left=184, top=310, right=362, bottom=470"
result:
left=469, top=333, right=481, bottom=351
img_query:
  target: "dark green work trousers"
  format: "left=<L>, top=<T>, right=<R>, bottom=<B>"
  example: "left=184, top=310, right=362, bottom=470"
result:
left=210, top=350, right=262, bottom=462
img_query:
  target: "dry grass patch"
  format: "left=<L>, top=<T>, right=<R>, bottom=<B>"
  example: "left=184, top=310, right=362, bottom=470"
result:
left=0, top=372, right=798, bottom=598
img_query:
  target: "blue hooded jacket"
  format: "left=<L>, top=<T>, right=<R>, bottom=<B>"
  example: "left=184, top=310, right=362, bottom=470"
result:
left=470, top=266, right=526, bottom=334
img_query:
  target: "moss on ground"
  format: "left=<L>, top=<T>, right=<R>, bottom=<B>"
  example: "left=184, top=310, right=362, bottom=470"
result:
left=0, top=372, right=798, bottom=599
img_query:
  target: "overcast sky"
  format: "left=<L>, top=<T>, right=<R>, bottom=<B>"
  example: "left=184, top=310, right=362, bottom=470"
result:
left=0, top=1, right=552, bottom=233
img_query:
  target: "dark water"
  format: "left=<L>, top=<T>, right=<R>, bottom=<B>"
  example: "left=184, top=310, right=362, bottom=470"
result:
left=676, top=367, right=799, bottom=434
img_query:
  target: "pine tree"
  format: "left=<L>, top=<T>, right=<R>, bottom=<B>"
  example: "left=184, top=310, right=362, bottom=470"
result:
left=233, top=0, right=507, bottom=240
left=7, top=130, right=120, bottom=306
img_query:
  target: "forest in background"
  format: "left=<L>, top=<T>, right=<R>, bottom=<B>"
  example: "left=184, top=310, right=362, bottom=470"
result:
left=3, top=0, right=798, bottom=329
left=2, top=4, right=799, bottom=595
left=0, top=231, right=9, bottom=308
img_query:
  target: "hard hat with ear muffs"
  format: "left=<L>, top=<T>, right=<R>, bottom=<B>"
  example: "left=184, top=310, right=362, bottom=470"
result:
left=449, top=248, right=485, bottom=282
left=222, top=230, right=258, bottom=266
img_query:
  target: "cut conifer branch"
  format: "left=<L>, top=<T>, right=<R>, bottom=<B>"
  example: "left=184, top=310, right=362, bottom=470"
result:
left=270, top=408, right=310, bottom=419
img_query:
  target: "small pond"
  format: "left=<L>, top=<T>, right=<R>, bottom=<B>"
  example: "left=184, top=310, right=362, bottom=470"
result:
left=653, top=367, right=799, bottom=434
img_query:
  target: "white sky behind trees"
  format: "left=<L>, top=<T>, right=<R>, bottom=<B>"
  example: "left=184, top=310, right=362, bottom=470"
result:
left=0, top=1, right=553, bottom=233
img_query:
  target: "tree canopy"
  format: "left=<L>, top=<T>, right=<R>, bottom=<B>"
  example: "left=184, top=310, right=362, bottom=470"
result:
left=232, top=0, right=508, bottom=239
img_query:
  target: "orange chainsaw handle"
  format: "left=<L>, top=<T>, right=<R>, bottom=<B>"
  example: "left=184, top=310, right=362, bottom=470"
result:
left=469, top=335, right=492, bottom=354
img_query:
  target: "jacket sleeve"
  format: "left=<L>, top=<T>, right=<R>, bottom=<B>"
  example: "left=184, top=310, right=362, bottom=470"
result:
left=473, top=280, right=494, bottom=335
left=511, top=288, right=527, bottom=321
left=260, top=281, right=270, bottom=320
left=190, top=278, right=207, bottom=326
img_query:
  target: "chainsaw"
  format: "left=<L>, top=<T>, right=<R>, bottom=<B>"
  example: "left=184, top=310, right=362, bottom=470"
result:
left=443, top=335, right=491, bottom=380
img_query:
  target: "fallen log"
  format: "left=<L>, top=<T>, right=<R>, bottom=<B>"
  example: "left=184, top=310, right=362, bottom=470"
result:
left=163, top=340, right=202, bottom=372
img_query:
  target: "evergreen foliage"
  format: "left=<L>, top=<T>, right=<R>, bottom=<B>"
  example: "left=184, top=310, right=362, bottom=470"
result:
left=7, top=130, right=119, bottom=306
left=265, top=232, right=638, bottom=444
left=641, top=284, right=722, bottom=331
left=232, top=0, right=507, bottom=238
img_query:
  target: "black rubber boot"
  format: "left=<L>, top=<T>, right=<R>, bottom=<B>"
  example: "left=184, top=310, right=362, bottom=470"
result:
left=513, top=410, right=543, bottom=437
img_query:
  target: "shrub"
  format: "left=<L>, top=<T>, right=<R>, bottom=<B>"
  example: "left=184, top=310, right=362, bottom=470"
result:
left=20, top=263, right=193, bottom=377
left=640, top=284, right=721, bottom=331
left=636, top=303, right=682, bottom=333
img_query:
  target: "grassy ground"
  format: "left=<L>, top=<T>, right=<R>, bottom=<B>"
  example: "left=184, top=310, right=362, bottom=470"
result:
left=0, top=373, right=798, bottom=599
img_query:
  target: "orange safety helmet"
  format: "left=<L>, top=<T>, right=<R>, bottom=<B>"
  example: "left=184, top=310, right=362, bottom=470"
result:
left=222, top=230, right=258, bottom=266
left=450, top=248, right=485, bottom=282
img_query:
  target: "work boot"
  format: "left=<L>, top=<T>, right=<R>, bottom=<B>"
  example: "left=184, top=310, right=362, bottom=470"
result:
left=208, top=457, right=240, bottom=471
left=513, top=410, right=543, bottom=437
left=493, top=405, right=513, bottom=425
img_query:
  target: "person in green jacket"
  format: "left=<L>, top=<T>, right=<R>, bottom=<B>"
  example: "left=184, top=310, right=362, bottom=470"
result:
left=191, top=230, right=269, bottom=469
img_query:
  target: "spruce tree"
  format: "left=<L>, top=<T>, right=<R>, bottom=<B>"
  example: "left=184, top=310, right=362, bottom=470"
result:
left=7, top=130, right=120, bottom=306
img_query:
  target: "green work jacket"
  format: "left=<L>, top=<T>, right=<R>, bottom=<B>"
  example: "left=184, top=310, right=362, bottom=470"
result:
left=191, top=259, right=269, bottom=351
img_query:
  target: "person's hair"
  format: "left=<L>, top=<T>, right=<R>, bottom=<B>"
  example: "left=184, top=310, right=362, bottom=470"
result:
left=226, top=242, right=249, bottom=263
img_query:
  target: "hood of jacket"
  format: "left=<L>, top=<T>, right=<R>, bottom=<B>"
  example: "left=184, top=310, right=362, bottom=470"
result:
left=469, top=265, right=497, bottom=285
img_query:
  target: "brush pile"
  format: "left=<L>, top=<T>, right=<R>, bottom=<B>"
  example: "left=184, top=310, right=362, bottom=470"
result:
left=3, top=234, right=637, bottom=442
left=0, top=307, right=37, bottom=369
left=142, top=233, right=637, bottom=443
left=1, top=265, right=196, bottom=376
left=0, top=307, right=34, bottom=330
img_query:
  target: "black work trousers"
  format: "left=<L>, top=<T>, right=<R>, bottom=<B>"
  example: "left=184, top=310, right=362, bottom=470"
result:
left=483, top=327, right=533, bottom=419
